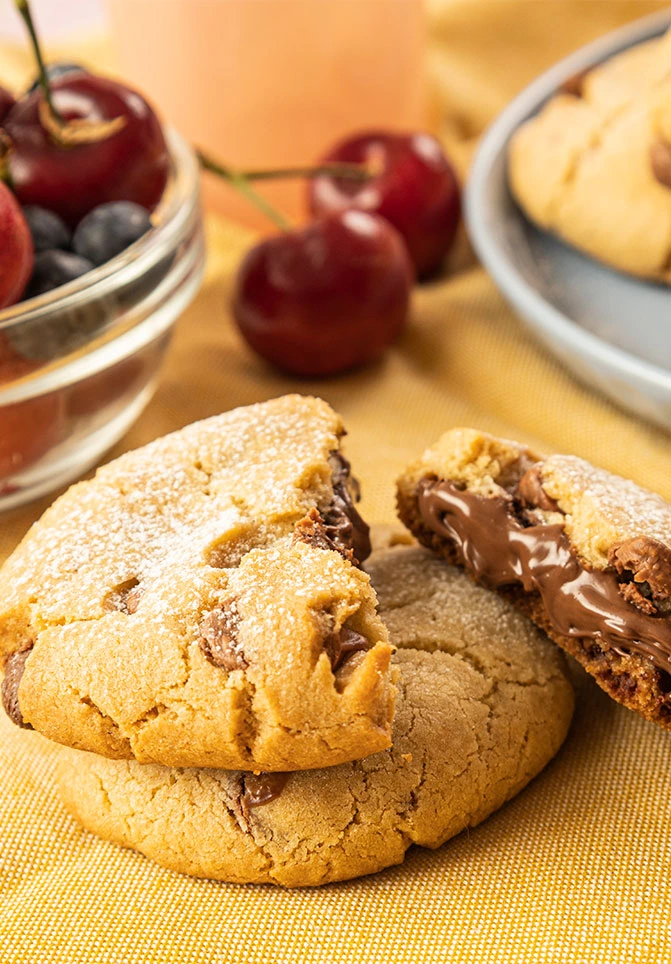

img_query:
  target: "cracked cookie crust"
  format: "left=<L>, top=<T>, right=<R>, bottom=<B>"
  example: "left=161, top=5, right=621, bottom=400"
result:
left=508, top=30, right=671, bottom=282
left=54, top=546, right=573, bottom=888
left=398, top=427, right=671, bottom=730
left=0, top=395, right=395, bottom=771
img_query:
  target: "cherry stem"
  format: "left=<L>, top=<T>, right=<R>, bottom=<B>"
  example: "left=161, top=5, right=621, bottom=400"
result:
left=197, top=149, right=291, bottom=231
left=242, top=163, right=370, bottom=182
left=14, top=0, right=63, bottom=124
left=0, top=131, right=12, bottom=183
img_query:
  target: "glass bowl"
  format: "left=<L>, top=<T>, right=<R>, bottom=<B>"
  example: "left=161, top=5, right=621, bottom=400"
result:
left=0, top=127, right=205, bottom=512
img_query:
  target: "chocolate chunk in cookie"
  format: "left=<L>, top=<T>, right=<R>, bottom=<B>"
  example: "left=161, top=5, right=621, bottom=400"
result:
left=516, top=465, right=560, bottom=513
left=651, top=138, right=671, bottom=189
left=1, top=649, right=33, bottom=729
left=610, top=537, right=671, bottom=615
left=293, top=508, right=352, bottom=561
left=200, top=602, right=246, bottom=671
left=103, top=578, right=142, bottom=614
left=323, top=626, right=371, bottom=671
left=241, top=772, right=290, bottom=810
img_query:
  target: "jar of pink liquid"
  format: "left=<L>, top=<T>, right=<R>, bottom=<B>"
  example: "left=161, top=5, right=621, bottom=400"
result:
left=108, top=0, right=426, bottom=228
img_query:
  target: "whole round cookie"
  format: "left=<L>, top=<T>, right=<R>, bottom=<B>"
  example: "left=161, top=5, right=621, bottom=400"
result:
left=55, top=546, right=574, bottom=888
left=508, top=30, right=671, bottom=282
left=0, top=395, right=395, bottom=771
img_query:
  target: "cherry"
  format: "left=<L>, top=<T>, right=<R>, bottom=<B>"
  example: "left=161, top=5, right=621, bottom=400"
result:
left=233, top=210, right=413, bottom=377
left=0, top=180, right=33, bottom=309
left=0, top=84, right=15, bottom=122
left=308, top=131, right=461, bottom=278
left=4, top=74, right=169, bottom=227
left=0, top=352, right=66, bottom=480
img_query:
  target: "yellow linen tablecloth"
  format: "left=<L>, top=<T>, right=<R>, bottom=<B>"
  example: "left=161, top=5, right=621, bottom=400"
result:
left=2, top=3, right=671, bottom=962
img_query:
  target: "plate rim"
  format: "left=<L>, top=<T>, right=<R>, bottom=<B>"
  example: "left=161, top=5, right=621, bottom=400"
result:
left=465, top=9, right=671, bottom=395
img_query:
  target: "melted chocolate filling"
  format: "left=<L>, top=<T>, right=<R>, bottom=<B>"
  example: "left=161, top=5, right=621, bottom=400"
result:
left=325, top=453, right=372, bottom=565
left=417, top=480, right=671, bottom=671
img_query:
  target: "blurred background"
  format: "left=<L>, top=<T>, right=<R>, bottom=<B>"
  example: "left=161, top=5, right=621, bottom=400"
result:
left=1, top=0, right=665, bottom=227
left=0, top=0, right=669, bottom=515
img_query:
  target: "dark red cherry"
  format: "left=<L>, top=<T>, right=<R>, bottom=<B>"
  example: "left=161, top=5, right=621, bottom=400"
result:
left=4, top=74, right=169, bottom=227
left=0, top=84, right=15, bottom=123
left=309, top=131, right=461, bottom=278
left=233, top=210, right=413, bottom=377
left=0, top=181, right=33, bottom=309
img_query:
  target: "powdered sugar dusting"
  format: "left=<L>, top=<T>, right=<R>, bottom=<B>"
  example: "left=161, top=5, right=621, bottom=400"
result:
left=0, top=395, right=344, bottom=625
left=546, top=455, right=671, bottom=547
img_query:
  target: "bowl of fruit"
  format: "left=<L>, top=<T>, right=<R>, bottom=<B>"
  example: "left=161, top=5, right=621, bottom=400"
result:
left=0, top=6, right=204, bottom=511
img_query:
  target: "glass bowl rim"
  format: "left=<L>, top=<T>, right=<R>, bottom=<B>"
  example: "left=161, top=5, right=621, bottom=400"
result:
left=0, top=126, right=199, bottom=331
left=0, top=127, right=202, bottom=403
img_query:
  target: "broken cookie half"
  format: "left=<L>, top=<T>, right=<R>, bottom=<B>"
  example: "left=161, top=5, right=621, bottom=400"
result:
left=398, top=427, right=671, bottom=730
left=0, top=395, right=395, bottom=771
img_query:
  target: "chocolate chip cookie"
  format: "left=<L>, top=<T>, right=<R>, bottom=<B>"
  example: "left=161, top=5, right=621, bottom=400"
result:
left=55, top=545, right=573, bottom=887
left=509, top=30, right=671, bottom=282
left=0, top=395, right=395, bottom=771
left=398, top=427, right=671, bottom=728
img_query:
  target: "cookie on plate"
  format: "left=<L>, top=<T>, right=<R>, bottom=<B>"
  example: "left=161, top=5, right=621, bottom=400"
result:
left=508, top=29, right=671, bottom=282
left=398, top=427, right=671, bottom=728
left=55, top=545, right=574, bottom=887
left=0, top=395, right=396, bottom=771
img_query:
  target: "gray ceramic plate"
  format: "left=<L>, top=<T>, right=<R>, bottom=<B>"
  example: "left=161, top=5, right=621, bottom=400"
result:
left=465, top=11, right=671, bottom=431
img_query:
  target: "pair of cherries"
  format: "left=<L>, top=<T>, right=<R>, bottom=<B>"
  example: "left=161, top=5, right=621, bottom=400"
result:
left=2, top=74, right=461, bottom=382
left=1, top=0, right=460, bottom=386
left=233, top=132, right=461, bottom=376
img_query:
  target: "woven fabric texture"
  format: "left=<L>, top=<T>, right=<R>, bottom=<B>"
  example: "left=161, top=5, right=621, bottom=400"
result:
left=2, top=3, right=671, bottom=961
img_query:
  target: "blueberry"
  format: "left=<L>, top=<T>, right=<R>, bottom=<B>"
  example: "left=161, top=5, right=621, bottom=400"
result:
left=27, top=63, right=86, bottom=94
left=22, top=206, right=71, bottom=254
left=73, top=202, right=153, bottom=267
left=13, top=248, right=112, bottom=360
left=25, top=250, right=93, bottom=298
